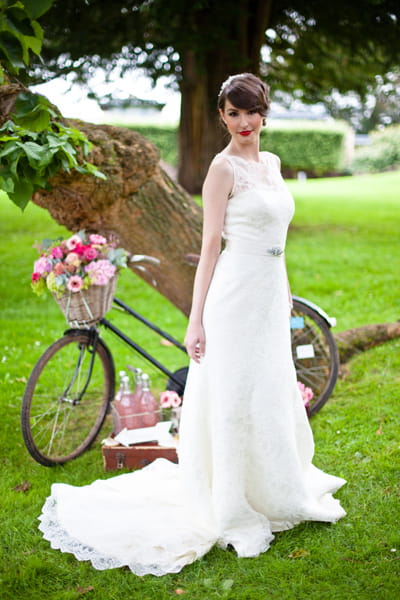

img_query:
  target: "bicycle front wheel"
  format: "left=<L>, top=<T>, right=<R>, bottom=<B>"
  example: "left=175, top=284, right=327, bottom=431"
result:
left=291, top=299, right=339, bottom=416
left=21, top=330, right=115, bottom=466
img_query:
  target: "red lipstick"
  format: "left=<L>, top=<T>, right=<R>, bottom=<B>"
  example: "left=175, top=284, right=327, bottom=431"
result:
left=239, top=130, right=252, bottom=136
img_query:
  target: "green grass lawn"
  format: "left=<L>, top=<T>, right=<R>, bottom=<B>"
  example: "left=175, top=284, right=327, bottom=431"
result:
left=0, top=171, right=399, bottom=599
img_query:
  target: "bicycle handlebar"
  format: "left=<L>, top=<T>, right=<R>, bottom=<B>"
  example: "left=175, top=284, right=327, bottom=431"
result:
left=184, top=253, right=200, bottom=267
left=129, top=254, right=161, bottom=266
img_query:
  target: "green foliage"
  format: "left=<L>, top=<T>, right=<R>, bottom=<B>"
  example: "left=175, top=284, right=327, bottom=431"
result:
left=0, top=0, right=53, bottom=82
left=29, top=1, right=400, bottom=104
left=0, top=91, right=106, bottom=209
left=124, top=123, right=178, bottom=167
left=0, top=2, right=106, bottom=210
left=261, top=121, right=350, bottom=176
left=351, top=125, right=400, bottom=174
left=1, top=171, right=400, bottom=599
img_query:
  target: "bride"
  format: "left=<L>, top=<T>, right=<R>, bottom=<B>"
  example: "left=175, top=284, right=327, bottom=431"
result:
left=39, top=73, right=346, bottom=576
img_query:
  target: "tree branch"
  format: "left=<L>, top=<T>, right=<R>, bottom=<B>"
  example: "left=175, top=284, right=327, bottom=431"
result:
left=335, top=321, right=400, bottom=363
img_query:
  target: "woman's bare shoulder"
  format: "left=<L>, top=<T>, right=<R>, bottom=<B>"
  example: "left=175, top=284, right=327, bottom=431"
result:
left=209, top=153, right=234, bottom=173
left=204, top=154, right=234, bottom=183
left=203, top=154, right=234, bottom=197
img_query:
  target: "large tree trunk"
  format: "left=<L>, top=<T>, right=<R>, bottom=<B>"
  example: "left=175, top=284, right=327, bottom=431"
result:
left=177, top=51, right=224, bottom=194
left=32, top=121, right=202, bottom=316
left=177, top=0, right=273, bottom=193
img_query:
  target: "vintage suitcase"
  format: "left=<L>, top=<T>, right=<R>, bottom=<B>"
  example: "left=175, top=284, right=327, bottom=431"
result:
left=102, top=441, right=178, bottom=471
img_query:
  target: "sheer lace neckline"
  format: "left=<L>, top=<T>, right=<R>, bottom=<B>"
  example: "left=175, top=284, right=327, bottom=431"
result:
left=218, top=152, right=267, bottom=165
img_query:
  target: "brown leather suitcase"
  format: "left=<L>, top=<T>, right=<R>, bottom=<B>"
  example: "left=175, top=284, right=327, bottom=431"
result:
left=102, top=441, right=178, bottom=471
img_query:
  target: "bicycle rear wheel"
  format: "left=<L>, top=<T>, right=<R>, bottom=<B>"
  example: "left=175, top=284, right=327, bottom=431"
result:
left=291, top=299, right=339, bottom=416
left=21, top=329, right=115, bottom=466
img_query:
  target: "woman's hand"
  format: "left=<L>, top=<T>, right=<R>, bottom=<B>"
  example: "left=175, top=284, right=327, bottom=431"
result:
left=184, top=322, right=206, bottom=363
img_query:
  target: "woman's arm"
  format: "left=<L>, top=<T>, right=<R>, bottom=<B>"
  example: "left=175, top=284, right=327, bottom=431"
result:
left=184, top=157, right=233, bottom=362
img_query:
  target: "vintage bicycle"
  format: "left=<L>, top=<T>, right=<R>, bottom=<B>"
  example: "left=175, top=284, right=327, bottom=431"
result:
left=21, top=256, right=339, bottom=466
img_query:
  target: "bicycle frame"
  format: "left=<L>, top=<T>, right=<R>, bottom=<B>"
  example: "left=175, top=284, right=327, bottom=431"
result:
left=98, top=297, right=187, bottom=388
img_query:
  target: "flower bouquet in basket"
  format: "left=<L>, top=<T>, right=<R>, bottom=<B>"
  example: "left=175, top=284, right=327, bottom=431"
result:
left=31, top=231, right=128, bottom=326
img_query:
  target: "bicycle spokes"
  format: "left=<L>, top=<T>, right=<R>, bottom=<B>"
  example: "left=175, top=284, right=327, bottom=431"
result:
left=22, top=332, right=113, bottom=465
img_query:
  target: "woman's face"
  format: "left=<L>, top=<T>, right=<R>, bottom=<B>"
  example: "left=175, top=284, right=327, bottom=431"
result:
left=219, top=99, right=264, bottom=142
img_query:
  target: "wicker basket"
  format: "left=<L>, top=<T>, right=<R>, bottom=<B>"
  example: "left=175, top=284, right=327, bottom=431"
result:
left=53, top=275, right=118, bottom=327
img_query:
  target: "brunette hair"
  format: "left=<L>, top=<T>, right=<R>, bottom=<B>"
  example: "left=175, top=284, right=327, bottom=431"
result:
left=217, top=73, right=270, bottom=125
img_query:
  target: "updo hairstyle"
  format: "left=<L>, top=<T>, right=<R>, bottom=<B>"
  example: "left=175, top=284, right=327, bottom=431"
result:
left=217, top=73, right=270, bottom=126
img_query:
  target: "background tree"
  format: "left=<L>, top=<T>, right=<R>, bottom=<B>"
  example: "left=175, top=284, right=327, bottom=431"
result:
left=27, top=0, right=400, bottom=192
left=321, top=70, right=400, bottom=134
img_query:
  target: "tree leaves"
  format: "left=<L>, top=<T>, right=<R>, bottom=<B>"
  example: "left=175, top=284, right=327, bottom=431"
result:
left=0, top=0, right=51, bottom=76
left=12, top=91, right=55, bottom=130
left=0, top=91, right=106, bottom=209
left=23, top=0, right=55, bottom=20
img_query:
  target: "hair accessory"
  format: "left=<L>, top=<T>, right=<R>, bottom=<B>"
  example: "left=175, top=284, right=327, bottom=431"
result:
left=218, top=74, right=247, bottom=97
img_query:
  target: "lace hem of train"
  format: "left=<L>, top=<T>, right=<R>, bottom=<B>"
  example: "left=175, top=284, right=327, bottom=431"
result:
left=38, top=496, right=184, bottom=577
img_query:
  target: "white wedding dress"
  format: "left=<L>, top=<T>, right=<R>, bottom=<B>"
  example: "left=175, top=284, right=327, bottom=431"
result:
left=39, top=151, right=346, bottom=576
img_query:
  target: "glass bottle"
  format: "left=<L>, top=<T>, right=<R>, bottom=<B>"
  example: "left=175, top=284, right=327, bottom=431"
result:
left=112, top=373, right=131, bottom=433
left=129, top=368, right=143, bottom=429
left=140, top=373, right=159, bottom=427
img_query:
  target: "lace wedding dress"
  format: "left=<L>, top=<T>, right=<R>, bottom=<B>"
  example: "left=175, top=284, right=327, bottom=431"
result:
left=39, top=151, right=346, bottom=576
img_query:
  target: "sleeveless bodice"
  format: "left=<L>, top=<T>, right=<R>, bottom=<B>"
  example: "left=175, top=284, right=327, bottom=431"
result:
left=219, top=152, right=294, bottom=251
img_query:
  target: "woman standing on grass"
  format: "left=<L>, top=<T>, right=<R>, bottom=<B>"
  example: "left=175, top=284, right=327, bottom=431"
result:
left=39, top=73, right=346, bottom=575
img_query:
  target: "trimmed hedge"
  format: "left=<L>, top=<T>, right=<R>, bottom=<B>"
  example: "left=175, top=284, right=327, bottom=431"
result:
left=351, top=124, right=400, bottom=174
left=261, top=120, right=352, bottom=176
left=122, top=120, right=352, bottom=176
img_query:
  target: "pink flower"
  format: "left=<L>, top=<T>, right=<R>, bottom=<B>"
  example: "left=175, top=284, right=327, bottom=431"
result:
left=73, top=243, right=89, bottom=256
left=89, top=234, right=107, bottom=245
left=51, top=246, right=64, bottom=259
left=297, top=381, right=313, bottom=406
left=83, top=246, right=98, bottom=261
left=34, top=256, right=52, bottom=275
left=31, top=272, right=40, bottom=282
left=170, top=392, right=182, bottom=407
left=160, top=392, right=173, bottom=408
left=160, top=391, right=182, bottom=408
left=65, top=234, right=83, bottom=251
left=304, top=388, right=314, bottom=401
left=85, top=259, right=116, bottom=285
left=65, top=252, right=81, bottom=266
left=66, top=275, right=83, bottom=292
left=53, top=262, right=65, bottom=275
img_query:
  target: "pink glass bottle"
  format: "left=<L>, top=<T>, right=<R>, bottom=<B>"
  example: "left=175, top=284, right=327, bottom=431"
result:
left=112, top=372, right=131, bottom=434
left=140, top=374, right=159, bottom=427
left=127, top=368, right=143, bottom=429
